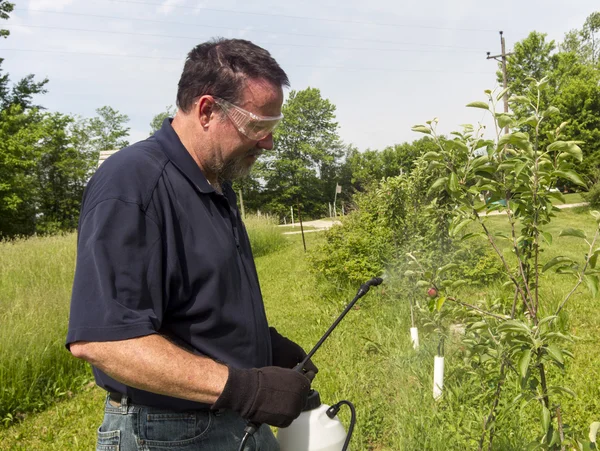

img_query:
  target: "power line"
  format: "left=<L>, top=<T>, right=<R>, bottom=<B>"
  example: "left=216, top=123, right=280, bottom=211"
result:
left=4, top=24, right=483, bottom=54
left=15, top=8, right=489, bottom=52
left=0, top=48, right=490, bottom=74
left=99, top=0, right=498, bottom=32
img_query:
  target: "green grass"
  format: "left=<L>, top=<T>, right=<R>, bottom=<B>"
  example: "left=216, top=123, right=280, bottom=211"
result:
left=561, top=192, right=584, bottom=204
left=1, top=209, right=599, bottom=450
left=0, top=235, right=93, bottom=426
left=244, top=214, right=290, bottom=257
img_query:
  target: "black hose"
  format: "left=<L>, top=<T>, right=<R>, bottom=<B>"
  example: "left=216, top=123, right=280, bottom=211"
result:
left=326, top=400, right=356, bottom=451
left=237, top=423, right=257, bottom=451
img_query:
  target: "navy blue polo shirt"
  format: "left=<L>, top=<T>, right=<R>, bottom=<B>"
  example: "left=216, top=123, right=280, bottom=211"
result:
left=66, top=118, right=272, bottom=411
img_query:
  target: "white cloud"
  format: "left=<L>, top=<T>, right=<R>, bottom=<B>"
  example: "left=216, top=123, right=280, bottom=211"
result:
left=158, top=0, right=186, bottom=15
left=28, top=0, right=75, bottom=11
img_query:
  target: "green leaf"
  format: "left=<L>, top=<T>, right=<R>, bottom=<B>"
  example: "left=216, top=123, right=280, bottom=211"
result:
left=460, top=232, right=479, bottom=241
left=429, top=177, right=448, bottom=193
left=546, top=344, right=564, bottom=365
left=590, top=250, right=599, bottom=270
left=497, top=114, right=513, bottom=129
left=543, top=106, right=560, bottom=118
left=537, top=315, right=558, bottom=328
left=412, top=125, right=431, bottom=134
left=518, top=349, right=531, bottom=379
left=436, top=296, right=446, bottom=312
left=543, top=256, right=574, bottom=272
left=548, top=190, right=566, bottom=204
left=547, top=386, right=576, bottom=398
left=541, top=232, right=552, bottom=245
left=438, top=263, right=459, bottom=274
left=591, top=210, right=600, bottom=224
left=509, top=95, right=530, bottom=104
left=547, top=141, right=570, bottom=152
left=496, top=87, right=510, bottom=102
left=550, top=141, right=583, bottom=162
left=559, top=228, right=587, bottom=239
left=466, top=101, right=490, bottom=110
left=416, top=280, right=430, bottom=287
left=567, top=142, right=584, bottom=162
left=449, top=172, right=459, bottom=192
left=452, top=219, right=471, bottom=236
left=541, top=406, right=551, bottom=434
left=423, top=151, right=441, bottom=161
left=451, top=280, right=467, bottom=289
left=554, top=170, right=587, bottom=187
left=498, top=320, right=531, bottom=336
left=590, top=422, right=600, bottom=444
left=584, top=275, right=599, bottom=298
left=471, top=155, right=489, bottom=168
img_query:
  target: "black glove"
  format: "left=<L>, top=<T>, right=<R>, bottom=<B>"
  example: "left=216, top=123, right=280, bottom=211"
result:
left=269, top=327, right=319, bottom=376
left=211, top=366, right=313, bottom=428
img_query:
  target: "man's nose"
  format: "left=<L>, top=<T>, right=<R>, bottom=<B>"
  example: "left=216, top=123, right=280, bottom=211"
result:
left=256, top=133, right=274, bottom=150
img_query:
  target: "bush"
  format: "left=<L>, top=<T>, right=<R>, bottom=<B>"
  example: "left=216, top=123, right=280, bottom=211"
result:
left=584, top=182, right=600, bottom=208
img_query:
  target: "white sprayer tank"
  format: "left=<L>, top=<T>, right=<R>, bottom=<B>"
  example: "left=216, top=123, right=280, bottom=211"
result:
left=277, top=391, right=348, bottom=451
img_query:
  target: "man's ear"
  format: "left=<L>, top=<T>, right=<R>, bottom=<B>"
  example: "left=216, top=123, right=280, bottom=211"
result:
left=196, top=96, right=216, bottom=129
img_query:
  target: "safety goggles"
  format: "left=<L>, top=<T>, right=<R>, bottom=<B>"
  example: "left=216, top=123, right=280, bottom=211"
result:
left=213, top=97, right=283, bottom=141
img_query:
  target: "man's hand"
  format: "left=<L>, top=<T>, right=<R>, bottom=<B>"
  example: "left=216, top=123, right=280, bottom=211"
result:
left=269, top=327, right=318, bottom=376
left=211, top=366, right=312, bottom=428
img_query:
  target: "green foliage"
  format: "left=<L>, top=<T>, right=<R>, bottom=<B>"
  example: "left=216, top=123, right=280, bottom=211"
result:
left=584, top=183, right=600, bottom=208
left=0, top=105, right=128, bottom=238
left=255, top=87, right=344, bottom=220
left=0, top=8, right=132, bottom=238
left=0, top=1, right=13, bottom=42
left=149, top=105, right=176, bottom=135
left=407, top=81, right=600, bottom=449
left=308, top=135, right=499, bottom=287
left=308, top=189, right=394, bottom=284
left=85, top=105, right=130, bottom=152
left=503, top=20, right=600, bottom=186
left=341, top=137, right=438, bottom=192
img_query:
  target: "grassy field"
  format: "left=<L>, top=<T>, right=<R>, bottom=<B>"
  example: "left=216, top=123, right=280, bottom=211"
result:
left=1, top=208, right=599, bottom=450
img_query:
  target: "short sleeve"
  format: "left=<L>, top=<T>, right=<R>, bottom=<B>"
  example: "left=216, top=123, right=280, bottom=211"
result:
left=66, top=198, right=163, bottom=348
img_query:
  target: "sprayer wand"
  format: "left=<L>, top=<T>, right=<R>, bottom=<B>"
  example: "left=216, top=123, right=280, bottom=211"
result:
left=293, top=277, right=383, bottom=373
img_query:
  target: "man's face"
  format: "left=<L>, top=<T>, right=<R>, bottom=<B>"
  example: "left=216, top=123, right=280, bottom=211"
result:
left=208, top=78, right=284, bottom=183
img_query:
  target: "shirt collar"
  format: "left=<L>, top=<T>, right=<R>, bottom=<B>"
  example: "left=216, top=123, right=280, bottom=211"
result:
left=153, top=118, right=215, bottom=194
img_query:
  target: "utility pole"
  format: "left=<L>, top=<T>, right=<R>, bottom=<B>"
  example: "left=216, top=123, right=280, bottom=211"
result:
left=487, top=31, right=513, bottom=135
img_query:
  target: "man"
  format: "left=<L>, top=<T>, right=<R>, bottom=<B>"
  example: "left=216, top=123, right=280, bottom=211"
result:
left=66, top=38, right=317, bottom=451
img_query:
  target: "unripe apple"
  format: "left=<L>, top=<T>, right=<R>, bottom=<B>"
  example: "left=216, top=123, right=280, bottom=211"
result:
left=427, top=287, right=438, bottom=298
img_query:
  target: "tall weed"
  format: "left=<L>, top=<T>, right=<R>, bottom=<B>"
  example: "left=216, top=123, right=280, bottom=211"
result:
left=244, top=214, right=289, bottom=257
left=0, top=234, right=91, bottom=425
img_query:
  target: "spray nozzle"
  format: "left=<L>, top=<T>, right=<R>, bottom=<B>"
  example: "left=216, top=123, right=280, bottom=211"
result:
left=358, top=277, right=384, bottom=295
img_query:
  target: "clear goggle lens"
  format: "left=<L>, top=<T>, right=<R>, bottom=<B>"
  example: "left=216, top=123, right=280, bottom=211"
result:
left=214, top=97, right=283, bottom=141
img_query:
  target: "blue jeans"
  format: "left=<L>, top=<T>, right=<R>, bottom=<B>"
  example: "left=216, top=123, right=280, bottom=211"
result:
left=97, top=394, right=280, bottom=451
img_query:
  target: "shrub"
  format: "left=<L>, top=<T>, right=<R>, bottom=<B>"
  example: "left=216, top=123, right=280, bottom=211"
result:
left=584, top=182, right=600, bottom=208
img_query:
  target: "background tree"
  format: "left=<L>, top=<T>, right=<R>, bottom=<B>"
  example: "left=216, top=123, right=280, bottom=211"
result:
left=0, top=0, right=14, bottom=40
left=149, top=105, right=177, bottom=135
left=502, top=16, right=600, bottom=185
left=0, top=1, right=131, bottom=237
left=261, top=87, right=344, bottom=219
left=86, top=106, right=130, bottom=152
left=342, top=138, right=439, bottom=193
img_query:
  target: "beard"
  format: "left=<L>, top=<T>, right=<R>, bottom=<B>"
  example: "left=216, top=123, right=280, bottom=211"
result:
left=209, top=147, right=260, bottom=185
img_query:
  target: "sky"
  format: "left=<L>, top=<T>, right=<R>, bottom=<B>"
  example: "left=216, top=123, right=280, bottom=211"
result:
left=1, top=0, right=598, bottom=151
